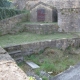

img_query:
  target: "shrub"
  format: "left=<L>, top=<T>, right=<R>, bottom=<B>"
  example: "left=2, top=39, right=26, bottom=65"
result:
left=0, top=7, right=25, bottom=20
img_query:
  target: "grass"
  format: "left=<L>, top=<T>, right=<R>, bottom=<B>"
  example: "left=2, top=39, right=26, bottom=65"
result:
left=0, top=32, right=76, bottom=47
left=21, top=22, right=58, bottom=24
left=20, top=47, right=80, bottom=76
left=73, top=32, right=80, bottom=37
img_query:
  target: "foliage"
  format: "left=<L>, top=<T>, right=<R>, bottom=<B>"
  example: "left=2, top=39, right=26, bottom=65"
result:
left=28, top=77, right=36, bottom=80
left=18, top=47, right=80, bottom=76
left=41, top=58, right=55, bottom=71
left=42, top=76, right=48, bottom=80
left=0, top=0, right=11, bottom=7
left=0, top=7, right=25, bottom=20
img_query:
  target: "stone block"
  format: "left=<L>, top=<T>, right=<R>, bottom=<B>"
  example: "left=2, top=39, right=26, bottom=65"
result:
left=0, top=46, right=7, bottom=54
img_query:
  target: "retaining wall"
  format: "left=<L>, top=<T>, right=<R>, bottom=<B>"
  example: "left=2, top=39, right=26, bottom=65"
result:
left=23, top=23, right=59, bottom=34
left=0, top=13, right=28, bottom=35
left=5, top=38, right=80, bottom=56
left=0, top=14, right=59, bottom=35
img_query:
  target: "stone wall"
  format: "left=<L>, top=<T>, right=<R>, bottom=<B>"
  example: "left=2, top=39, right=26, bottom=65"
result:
left=0, top=0, right=80, bottom=34
left=4, top=38, right=80, bottom=58
left=0, top=46, right=29, bottom=80
left=23, top=23, right=59, bottom=34
left=0, top=20, right=59, bottom=35
left=13, top=0, right=80, bottom=32
left=13, top=0, right=80, bottom=10
left=0, top=13, right=28, bottom=35
left=58, top=8, right=80, bottom=32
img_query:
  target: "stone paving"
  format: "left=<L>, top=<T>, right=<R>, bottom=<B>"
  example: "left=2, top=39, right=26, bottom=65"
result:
left=52, top=63, right=80, bottom=80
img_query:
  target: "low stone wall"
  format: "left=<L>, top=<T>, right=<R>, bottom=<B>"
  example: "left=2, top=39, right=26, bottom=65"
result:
left=0, top=46, right=29, bottom=80
left=4, top=38, right=80, bottom=57
left=0, top=15, right=59, bottom=35
left=0, top=13, right=28, bottom=35
left=23, top=23, right=59, bottom=34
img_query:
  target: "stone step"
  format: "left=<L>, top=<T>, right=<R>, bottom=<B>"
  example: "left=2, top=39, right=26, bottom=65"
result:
left=9, top=50, right=22, bottom=59
left=4, top=45, right=21, bottom=52
left=9, top=50, right=21, bottom=55
left=14, top=57, right=24, bottom=63
left=11, top=53, right=22, bottom=59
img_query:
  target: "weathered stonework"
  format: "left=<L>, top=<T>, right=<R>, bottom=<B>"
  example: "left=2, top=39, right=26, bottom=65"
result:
left=13, top=0, right=80, bottom=10
left=5, top=38, right=80, bottom=58
left=24, top=23, right=59, bottom=34
left=0, top=13, right=28, bottom=35
left=30, top=2, right=53, bottom=23
left=0, top=0, right=80, bottom=33
left=58, top=8, right=80, bottom=32
left=0, top=19, right=58, bottom=35
left=13, top=0, right=80, bottom=32
left=0, top=47, right=29, bottom=80
left=0, top=19, right=59, bottom=35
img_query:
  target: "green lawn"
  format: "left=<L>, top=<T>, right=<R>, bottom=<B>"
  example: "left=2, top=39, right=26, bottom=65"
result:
left=0, top=32, right=77, bottom=47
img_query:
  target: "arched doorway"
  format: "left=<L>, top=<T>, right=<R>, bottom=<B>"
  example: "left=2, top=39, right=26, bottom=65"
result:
left=52, top=8, right=58, bottom=22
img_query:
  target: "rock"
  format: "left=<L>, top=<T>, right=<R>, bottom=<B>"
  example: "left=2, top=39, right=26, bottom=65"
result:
left=0, top=47, right=29, bottom=80
left=48, top=72, right=53, bottom=74
left=70, top=48, right=80, bottom=55
left=27, top=71, right=42, bottom=80
left=0, top=46, right=7, bottom=54
left=40, top=71, right=50, bottom=79
left=26, top=61, right=40, bottom=69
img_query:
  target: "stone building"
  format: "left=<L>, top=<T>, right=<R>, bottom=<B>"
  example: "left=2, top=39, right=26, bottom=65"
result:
left=30, top=2, right=53, bottom=23
left=56, top=0, right=80, bottom=32
left=13, top=0, right=56, bottom=10
left=10, top=0, right=80, bottom=32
